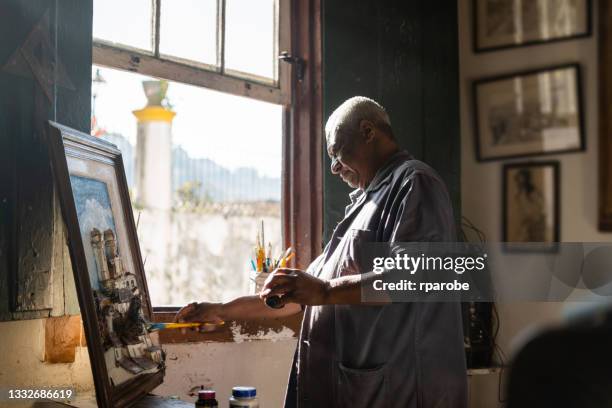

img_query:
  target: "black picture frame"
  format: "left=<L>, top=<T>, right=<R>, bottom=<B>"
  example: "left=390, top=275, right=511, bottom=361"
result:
left=46, top=121, right=165, bottom=408
left=473, top=0, right=592, bottom=53
left=502, top=161, right=560, bottom=249
left=473, top=63, right=585, bottom=162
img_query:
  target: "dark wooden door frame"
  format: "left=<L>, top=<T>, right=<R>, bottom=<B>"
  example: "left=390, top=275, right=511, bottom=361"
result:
left=283, top=0, right=323, bottom=269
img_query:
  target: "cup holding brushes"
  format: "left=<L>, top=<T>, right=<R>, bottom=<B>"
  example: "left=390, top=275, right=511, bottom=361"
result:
left=250, top=220, right=297, bottom=308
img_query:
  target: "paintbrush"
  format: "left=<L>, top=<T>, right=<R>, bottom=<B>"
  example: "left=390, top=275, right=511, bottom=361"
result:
left=278, top=246, right=293, bottom=268
left=145, top=321, right=225, bottom=332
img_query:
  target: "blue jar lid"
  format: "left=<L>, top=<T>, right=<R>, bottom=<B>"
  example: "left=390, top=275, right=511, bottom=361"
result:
left=232, top=386, right=256, bottom=398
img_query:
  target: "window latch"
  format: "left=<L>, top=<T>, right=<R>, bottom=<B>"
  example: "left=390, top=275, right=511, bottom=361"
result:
left=279, top=51, right=305, bottom=82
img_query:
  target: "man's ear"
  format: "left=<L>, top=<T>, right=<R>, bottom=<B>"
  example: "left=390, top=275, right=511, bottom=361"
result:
left=359, top=119, right=376, bottom=143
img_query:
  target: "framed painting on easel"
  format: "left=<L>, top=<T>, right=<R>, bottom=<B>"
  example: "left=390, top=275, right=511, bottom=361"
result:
left=47, top=121, right=165, bottom=408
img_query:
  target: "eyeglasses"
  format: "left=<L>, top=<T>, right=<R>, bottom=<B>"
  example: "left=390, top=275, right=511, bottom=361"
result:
left=329, top=142, right=346, bottom=172
left=330, top=154, right=341, bottom=171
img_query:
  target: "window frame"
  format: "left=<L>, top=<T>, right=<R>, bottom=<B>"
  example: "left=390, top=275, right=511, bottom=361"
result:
left=92, top=0, right=322, bottom=341
left=93, top=0, right=291, bottom=105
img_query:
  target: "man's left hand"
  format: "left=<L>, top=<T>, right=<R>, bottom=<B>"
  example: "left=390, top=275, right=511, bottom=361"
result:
left=260, top=268, right=330, bottom=306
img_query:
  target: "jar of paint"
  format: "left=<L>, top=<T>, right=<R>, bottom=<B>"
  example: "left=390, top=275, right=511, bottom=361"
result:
left=195, top=389, right=218, bottom=407
left=229, top=386, right=259, bottom=407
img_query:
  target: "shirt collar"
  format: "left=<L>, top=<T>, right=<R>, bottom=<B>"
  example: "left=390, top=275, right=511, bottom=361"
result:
left=346, top=150, right=413, bottom=207
left=363, top=150, right=413, bottom=194
left=349, top=188, right=364, bottom=204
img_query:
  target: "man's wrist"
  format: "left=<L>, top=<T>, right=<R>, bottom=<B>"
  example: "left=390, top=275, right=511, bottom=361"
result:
left=322, top=279, right=333, bottom=304
left=211, top=302, right=226, bottom=320
left=323, top=274, right=363, bottom=304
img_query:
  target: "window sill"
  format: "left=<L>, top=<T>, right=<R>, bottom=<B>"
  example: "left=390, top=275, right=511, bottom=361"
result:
left=152, top=308, right=302, bottom=344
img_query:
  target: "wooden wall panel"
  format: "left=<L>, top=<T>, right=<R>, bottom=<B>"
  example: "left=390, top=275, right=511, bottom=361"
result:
left=321, top=0, right=461, bottom=241
left=0, top=0, right=92, bottom=320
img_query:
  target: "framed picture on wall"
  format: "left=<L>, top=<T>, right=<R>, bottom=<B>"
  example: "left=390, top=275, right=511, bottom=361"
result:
left=503, top=161, right=559, bottom=248
left=473, top=0, right=592, bottom=52
left=47, top=122, right=165, bottom=408
left=598, top=0, right=612, bottom=231
left=474, top=64, right=585, bottom=162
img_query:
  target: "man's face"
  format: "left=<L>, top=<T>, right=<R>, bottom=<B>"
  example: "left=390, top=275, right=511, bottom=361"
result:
left=326, top=129, right=365, bottom=189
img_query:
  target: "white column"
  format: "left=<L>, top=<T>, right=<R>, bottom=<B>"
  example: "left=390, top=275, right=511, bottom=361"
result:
left=133, top=105, right=176, bottom=210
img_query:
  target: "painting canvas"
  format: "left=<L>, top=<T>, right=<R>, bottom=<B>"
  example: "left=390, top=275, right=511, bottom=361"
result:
left=70, top=175, right=117, bottom=290
left=47, top=122, right=165, bottom=408
left=503, top=162, right=559, bottom=248
left=474, top=64, right=584, bottom=161
left=474, top=0, right=591, bottom=52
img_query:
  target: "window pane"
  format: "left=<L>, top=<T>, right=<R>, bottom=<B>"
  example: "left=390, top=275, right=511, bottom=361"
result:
left=93, top=0, right=153, bottom=51
left=225, top=0, right=277, bottom=80
left=159, top=0, right=217, bottom=66
left=92, top=65, right=283, bottom=306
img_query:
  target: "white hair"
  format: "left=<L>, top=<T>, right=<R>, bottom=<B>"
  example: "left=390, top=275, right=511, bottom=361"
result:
left=325, top=96, right=392, bottom=141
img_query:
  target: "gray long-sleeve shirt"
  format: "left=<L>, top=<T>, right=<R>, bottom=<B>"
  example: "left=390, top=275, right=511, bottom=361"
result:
left=284, top=151, right=467, bottom=408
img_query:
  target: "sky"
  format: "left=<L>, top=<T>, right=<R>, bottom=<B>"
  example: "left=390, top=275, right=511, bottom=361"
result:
left=91, top=0, right=282, bottom=178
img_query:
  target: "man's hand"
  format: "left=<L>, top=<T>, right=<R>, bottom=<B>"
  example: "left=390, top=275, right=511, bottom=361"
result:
left=260, top=268, right=330, bottom=306
left=173, top=302, right=225, bottom=333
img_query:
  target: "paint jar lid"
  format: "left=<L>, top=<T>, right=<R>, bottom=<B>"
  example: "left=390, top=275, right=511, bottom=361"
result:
left=198, top=390, right=216, bottom=400
left=232, top=386, right=256, bottom=398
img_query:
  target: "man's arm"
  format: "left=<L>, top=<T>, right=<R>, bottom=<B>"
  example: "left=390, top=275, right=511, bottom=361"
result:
left=261, top=269, right=390, bottom=306
left=220, top=295, right=302, bottom=319
left=174, top=295, right=302, bottom=327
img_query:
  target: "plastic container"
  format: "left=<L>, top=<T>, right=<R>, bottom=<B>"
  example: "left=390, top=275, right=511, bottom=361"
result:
left=229, top=386, right=259, bottom=407
left=195, top=389, right=218, bottom=407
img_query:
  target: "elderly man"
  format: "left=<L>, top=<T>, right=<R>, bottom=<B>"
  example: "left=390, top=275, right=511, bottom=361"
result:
left=175, top=96, right=467, bottom=408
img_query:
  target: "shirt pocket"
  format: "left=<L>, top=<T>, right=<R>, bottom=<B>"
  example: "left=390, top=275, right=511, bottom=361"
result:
left=338, top=229, right=376, bottom=277
left=335, top=361, right=389, bottom=408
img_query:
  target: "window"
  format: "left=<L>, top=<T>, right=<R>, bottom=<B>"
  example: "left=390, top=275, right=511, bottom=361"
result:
left=91, top=0, right=322, bottom=311
left=93, top=0, right=290, bottom=104
left=93, top=65, right=282, bottom=305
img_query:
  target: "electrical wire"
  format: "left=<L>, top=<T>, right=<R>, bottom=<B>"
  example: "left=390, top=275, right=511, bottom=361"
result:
left=460, top=217, right=508, bottom=402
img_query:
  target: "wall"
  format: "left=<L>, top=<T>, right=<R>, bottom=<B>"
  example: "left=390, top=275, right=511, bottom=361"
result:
left=457, top=1, right=609, bottom=407
left=0, top=0, right=94, bottom=396
left=0, top=0, right=91, bottom=320
left=0, top=319, right=93, bottom=392
left=156, top=339, right=296, bottom=407
left=322, top=0, right=461, bottom=241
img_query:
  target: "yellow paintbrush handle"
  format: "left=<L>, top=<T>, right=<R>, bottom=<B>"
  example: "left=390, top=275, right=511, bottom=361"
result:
left=166, top=322, right=203, bottom=329
left=279, top=252, right=295, bottom=268
left=161, top=321, right=225, bottom=330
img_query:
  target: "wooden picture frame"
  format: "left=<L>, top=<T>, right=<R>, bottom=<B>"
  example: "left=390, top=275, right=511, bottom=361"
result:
left=473, top=63, right=585, bottom=162
left=473, top=0, right=592, bottom=53
left=503, top=161, right=560, bottom=249
left=47, top=122, right=164, bottom=408
left=598, top=0, right=612, bottom=231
